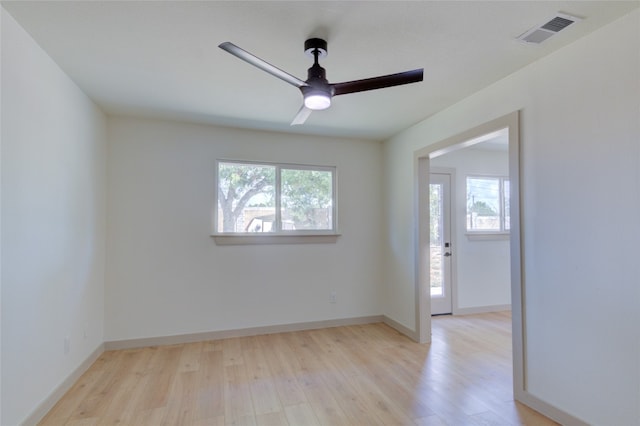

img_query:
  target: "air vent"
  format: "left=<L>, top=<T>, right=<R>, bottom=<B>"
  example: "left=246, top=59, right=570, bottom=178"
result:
left=517, top=13, right=582, bottom=44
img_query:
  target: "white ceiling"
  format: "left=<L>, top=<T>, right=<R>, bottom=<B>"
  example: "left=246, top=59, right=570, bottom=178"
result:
left=3, top=1, right=638, bottom=141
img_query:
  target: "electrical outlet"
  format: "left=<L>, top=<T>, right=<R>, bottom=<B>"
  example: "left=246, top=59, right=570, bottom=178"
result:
left=330, top=290, right=337, bottom=304
left=64, top=336, right=70, bottom=355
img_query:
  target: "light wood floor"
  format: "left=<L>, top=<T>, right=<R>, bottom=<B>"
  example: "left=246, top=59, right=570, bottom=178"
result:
left=40, top=311, right=557, bottom=425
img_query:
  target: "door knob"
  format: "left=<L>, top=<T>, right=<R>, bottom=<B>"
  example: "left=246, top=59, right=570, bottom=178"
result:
left=444, top=252, right=451, bottom=257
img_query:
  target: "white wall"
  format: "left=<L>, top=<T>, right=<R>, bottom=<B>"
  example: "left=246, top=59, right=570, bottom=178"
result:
left=1, top=10, right=4, bottom=424
left=1, top=8, right=107, bottom=426
left=383, top=9, right=640, bottom=425
left=105, top=117, right=383, bottom=341
left=431, top=148, right=510, bottom=311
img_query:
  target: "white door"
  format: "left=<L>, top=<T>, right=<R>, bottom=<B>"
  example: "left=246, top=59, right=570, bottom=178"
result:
left=430, top=173, right=452, bottom=315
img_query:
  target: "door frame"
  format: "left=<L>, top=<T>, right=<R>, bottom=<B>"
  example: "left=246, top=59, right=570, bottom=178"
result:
left=414, top=110, right=525, bottom=397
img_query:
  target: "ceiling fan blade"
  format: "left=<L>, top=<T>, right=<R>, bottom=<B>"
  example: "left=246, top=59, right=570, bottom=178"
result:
left=219, top=42, right=307, bottom=88
left=291, top=105, right=312, bottom=126
left=331, top=69, right=423, bottom=96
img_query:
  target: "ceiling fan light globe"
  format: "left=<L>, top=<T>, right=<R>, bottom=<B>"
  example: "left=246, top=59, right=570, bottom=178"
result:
left=304, top=93, right=331, bottom=110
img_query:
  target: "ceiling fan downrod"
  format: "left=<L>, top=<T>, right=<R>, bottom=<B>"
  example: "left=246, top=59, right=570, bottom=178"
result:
left=304, top=39, right=330, bottom=88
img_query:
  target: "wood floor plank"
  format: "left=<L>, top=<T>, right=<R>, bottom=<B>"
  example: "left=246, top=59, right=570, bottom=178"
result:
left=333, top=325, right=434, bottom=419
left=308, top=327, right=419, bottom=424
left=279, top=331, right=353, bottom=426
left=283, top=402, right=321, bottom=426
left=138, top=346, right=182, bottom=410
left=98, top=348, right=156, bottom=425
left=222, top=337, right=244, bottom=366
left=255, top=333, right=307, bottom=407
left=38, top=312, right=558, bottom=426
left=223, top=363, right=255, bottom=424
left=178, top=341, right=203, bottom=373
left=203, top=339, right=223, bottom=352
left=298, top=330, right=381, bottom=425
left=254, top=410, right=289, bottom=426
left=66, top=351, right=132, bottom=422
left=162, top=371, right=199, bottom=425
left=65, top=418, right=99, bottom=426
left=242, top=336, right=282, bottom=416
left=192, top=415, right=225, bottom=426
left=194, top=350, right=225, bottom=421
left=414, top=414, right=448, bottom=426
left=38, top=368, right=105, bottom=424
left=128, top=407, right=166, bottom=426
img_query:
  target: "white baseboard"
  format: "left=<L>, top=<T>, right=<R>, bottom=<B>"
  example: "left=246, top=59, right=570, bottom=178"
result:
left=22, top=343, right=104, bottom=426
left=453, top=304, right=511, bottom=315
left=104, top=315, right=385, bottom=350
left=515, top=388, right=589, bottom=426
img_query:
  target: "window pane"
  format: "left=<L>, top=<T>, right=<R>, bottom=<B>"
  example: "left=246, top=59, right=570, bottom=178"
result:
left=281, top=168, right=333, bottom=230
left=503, top=180, right=511, bottom=231
left=467, top=177, right=500, bottom=231
left=430, top=183, right=443, bottom=296
left=217, top=162, right=275, bottom=232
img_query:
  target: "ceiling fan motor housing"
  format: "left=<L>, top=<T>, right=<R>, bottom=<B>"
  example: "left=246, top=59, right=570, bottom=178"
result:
left=304, top=38, right=328, bottom=57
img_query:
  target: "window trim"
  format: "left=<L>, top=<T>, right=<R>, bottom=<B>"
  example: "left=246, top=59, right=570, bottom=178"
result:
left=213, top=234, right=341, bottom=245
left=212, top=159, right=339, bottom=243
left=465, top=174, right=510, bottom=235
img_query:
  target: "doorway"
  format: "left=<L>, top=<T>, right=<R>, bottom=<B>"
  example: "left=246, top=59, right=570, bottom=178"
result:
left=430, top=130, right=512, bottom=316
left=414, top=111, right=525, bottom=397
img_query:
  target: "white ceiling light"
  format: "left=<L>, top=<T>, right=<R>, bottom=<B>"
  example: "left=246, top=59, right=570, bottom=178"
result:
left=304, top=91, right=331, bottom=110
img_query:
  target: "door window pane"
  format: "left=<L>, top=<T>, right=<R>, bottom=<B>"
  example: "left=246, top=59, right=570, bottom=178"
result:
left=430, top=183, right=443, bottom=296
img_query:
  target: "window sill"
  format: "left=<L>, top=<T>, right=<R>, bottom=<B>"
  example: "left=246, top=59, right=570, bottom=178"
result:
left=212, top=233, right=341, bottom=245
left=465, top=232, right=510, bottom=241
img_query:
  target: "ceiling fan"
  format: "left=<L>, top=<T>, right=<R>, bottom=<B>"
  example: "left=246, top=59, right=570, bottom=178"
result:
left=219, top=38, right=424, bottom=125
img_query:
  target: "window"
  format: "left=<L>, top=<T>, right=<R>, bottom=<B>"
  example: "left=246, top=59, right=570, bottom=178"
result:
left=215, top=160, right=336, bottom=235
left=466, top=176, right=510, bottom=233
